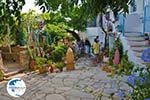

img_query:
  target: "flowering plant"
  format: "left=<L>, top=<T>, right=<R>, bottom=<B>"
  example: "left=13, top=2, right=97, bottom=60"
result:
left=127, top=67, right=150, bottom=100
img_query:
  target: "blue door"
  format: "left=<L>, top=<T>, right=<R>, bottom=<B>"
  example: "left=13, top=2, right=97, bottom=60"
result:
left=143, top=5, right=150, bottom=34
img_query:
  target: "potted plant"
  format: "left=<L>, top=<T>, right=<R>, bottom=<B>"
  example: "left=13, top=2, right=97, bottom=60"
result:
left=144, top=33, right=149, bottom=40
left=28, top=49, right=37, bottom=71
left=35, top=57, right=47, bottom=74
left=55, top=62, right=65, bottom=72
left=47, top=60, right=54, bottom=73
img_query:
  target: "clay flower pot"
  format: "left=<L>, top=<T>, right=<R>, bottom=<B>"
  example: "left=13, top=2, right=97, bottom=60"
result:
left=48, top=65, right=54, bottom=73
left=29, top=59, right=36, bottom=71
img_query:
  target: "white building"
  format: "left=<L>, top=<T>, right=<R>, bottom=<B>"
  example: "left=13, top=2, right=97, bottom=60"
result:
left=120, top=0, right=150, bottom=67
left=124, top=0, right=150, bottom=34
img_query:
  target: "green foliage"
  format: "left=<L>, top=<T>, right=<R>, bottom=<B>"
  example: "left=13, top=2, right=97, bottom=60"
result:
left=129, top=67, right=150, bottom=100
left=46, top=24, right=67, bottom=43
left=21, top=10, right=39, bottom=30
left=35, top=57, right=47, bottom=67
left=118, top=51, right=134, bottom=75
left=0, top=34, right=15, bottom=47
left=16, top=31, right=27, bottom=46
left=35, top=0, right=130, bottom=15
left=55, top=62, right=65, bottom=70
left=109, top=48, right=115, bottom=65
left=109, top=38, right=123, bottom=65
left=47, top=60, right=53, bottom=65
left=108, top=38, right=134, bottom=75
left=115, top=39, right=123, bottom=58
left=0, top=0, right=25, bottom=38
left=64, top=6, right=88, bottom=31
left=51, top=45, right=68, bottom=62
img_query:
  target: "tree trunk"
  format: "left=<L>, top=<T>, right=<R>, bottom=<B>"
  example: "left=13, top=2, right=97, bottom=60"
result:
left=8, top=44, right=12, bottom=53
left=65, top=29, right=80, bottom=41
left=101, top=27, right=107, bottom=50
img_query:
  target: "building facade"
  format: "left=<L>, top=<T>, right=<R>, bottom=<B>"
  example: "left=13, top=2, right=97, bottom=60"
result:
left=124, top=0, right=150, bottom=34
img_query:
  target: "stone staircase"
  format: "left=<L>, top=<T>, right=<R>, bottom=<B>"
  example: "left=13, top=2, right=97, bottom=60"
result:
left=3, top=62, right=27, bottom=78
left=124, top=32, right=149, bottom=66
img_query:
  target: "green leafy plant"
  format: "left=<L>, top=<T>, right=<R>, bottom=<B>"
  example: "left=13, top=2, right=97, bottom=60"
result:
left=55, top=62, right=65, bottom=71
left=51, top=45, right=68, bottom=62
left=117, top=51, right=134, bottom=75
left=47, top=60, right=53, bottom=65
left=35, top=57, right=47, bottom=68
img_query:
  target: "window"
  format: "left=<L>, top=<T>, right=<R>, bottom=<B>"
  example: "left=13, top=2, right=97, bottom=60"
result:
left=130, top=0, right=137, bottom=12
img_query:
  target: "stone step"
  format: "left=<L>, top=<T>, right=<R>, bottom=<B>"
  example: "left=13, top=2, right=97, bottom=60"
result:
left=134, top=52, right=142, bottom=57
left=126, top=37, right=145, bottom=42
left=128, top=41, right=149, bottom=47
left=131, top=47, right=147, bottom=52
left=125, top=33, right=143, bottom=37
left=136, top=57, right=149, bottom=65
left=4, top=67, right=26, bottom=78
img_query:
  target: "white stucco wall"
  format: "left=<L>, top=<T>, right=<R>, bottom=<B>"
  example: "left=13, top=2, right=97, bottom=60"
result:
left=144, top=0, right=150, bottom=6
left=120, top=34, right=146, bottom=68
left=136, top=0, right=144, bottom=15
left=124, top=13, right=143, bottom=33
left=86, top=27, right=105, bottom=45
left=126, top=0, right=145, bottom=33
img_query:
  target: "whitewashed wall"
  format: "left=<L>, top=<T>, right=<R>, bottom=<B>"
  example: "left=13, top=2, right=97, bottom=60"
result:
left=144, top=0, right=150, bottom=6
left=124, top=13, right=143, bottom=33
left=86, top=27, right=105, bottom=46
left=136, top=0, right=144, bottom=14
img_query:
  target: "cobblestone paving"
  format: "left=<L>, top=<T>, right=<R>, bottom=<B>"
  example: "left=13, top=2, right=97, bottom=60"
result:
left=0, top=57, right=131, bottom=100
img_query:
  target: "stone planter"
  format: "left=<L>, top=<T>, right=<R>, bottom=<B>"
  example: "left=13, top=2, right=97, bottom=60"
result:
left=0, top=69, right=4, bottom=81
left=29, top=59, right=36, bottom=71
left=0, top=46, right=29, bottom=67
left=19, top=51, right=29, bottom=67
left=48, top=65, right=54, bottom=73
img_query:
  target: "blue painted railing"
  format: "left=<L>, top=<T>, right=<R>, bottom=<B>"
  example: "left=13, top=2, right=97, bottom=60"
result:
left=143, top=5, right=150, bottom=34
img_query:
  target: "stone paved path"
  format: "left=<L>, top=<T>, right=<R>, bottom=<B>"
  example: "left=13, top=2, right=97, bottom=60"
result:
left=0, top=57, right=131, bottom=100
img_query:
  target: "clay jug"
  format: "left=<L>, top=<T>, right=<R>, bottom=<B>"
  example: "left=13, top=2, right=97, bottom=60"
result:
left=66, top=47, right=75, bottom=71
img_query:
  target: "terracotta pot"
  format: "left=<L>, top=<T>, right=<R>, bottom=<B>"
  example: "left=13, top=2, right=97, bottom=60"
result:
left=48, top=65, right=54, bottom=73
left=59, top=67, right=63, bottom=72
left=29, top=59, right=36, bottom=70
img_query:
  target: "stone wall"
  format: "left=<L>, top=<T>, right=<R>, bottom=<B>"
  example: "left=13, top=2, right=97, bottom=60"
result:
left=0, top=50, right=4, bottom=70
left=0, top=46, right=29, bottom=67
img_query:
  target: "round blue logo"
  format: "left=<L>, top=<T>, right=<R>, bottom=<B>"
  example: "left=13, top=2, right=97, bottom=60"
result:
left=7, top=78, right=26, bottom=97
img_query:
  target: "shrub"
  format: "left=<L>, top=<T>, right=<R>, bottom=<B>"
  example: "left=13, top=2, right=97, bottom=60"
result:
left=117, top=51, right=134, bottom=75
left=35, top=57, right=47, bottom=68
left=51, top=45, right=68, bottom=62
left=127, top=67, right=150, bottom=100
left=55, top=62, right=65, bottom=71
